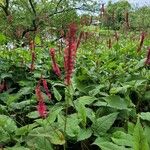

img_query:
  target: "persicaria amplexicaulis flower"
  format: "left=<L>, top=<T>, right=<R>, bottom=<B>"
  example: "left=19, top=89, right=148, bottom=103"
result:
left=42, top=79, right=51, bottom=100
left=145, top=48, right=150, bottom=65
left=100, top=3, right=105, bottom=16
left=37, top=100, right=47, bottom=118
left=125, top=12, right=129, bottom=28
left=49, top=48, right=61, bottom=77
left=64, top=23, right=78, bottom=85
left=114, top=31, right=119, bottom=42
left=0, top=81, right=5, bottom=93
left=108, top=38, right=112, bottom=49
left=29, top=40, right=35, bottom=50
left=137, top=32, right=146, bottom=52
left=35, top=80, right=48, bottom=118
left=30, top=50, right=36, bottom=72
left=76, top=31, right=83, bottom=52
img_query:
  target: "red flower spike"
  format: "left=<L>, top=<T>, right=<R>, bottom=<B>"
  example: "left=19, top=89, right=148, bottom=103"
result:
left=37, top=101, right=47, bottom=118
left=64, top=23, right=78, bottom=85
left=125, top=12, right=129, bottom=28
left=100, top=3, right=105, bottom=16
left=30, top=51, right=36, bottom=72
left=114, top=31, right=119, bottom=42
left=42, top=79, right=51, bottom=99
left=35, top=83, right=47, bottom=118
left=108, top=38, right=112, bottom=49
left=0, top=81, right=5, bottom=93
left=35, top=85, right=44, bottom=102
left=145, top=48, right=150, bottom=65
left=49, top=48, right=61, bottom=77
left=29, top=40, right=35, bottom=50
left=137, top=32, right=146, bottom=52
left=76, top=32, right=83, bottom=52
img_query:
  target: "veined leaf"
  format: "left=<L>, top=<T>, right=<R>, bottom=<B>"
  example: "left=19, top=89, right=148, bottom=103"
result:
left=133, top=117, right=149, bottom=150
left=92, top=112, right=119, bottom=136
left=140, top=112, right=150, bottom=121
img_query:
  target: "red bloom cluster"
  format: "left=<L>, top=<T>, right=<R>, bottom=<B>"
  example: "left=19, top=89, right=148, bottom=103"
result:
left=49, top=48, right=61, bottom=77
left=42, top=79, right=51, bottom=99
left=145, top=48, right=150, bottom=65
left=100, top=3, right=105, bottom=16
left=64, top=23, right=78, bottom=85
left=29, top=40, right=35, bottom=50
left=125, top=12, right=129, bottom=28
left=35, top=78, right=51, bottom=118
left=108, top=38, right=112, bottom=49
left=114, top=31, right=119, bottom=42
left=0, top=81, right=5, bottom=93
left=76, top=31, right=83, bottom=52
left=137, top=32, right=146, bottom=52
left=30, top=50, right=36, bottom=72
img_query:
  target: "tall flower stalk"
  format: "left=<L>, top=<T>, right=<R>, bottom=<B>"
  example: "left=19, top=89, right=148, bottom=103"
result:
left=35, top=77, right=51, bottom=118
left=50, top=48, right=61, bottom=77
left=145, top=48, right=150, bottom=65
left=137, top=32, right=146, bottom=52
left=64, top=23, right=77, bottom=85
left=35, top=82, right=47, bottom=118
left=30, top=50, right=36, bottom=72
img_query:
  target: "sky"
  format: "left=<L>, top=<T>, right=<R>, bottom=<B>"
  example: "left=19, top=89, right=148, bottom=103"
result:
left=102, top=0, right=150, bottom=7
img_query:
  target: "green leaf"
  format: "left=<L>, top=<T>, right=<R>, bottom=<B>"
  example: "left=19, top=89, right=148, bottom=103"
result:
left=28, top=127, right=65, bottom=145
left=46, top=106, right=63, bottom=124
left=77, top=128, right=92, bottom=141
left=128, top=122, right=135, bottom=135
left=0, top=115, right=17, bottom=143
left=104, top=95, right=128, bottom=110
left=111, top=131, right=133, bottom=147
left=93, top=138, right=131, bottom=150
left=18, top=87, right=33, bottom=96
left=53, top=87, right=62, bottom=101
left=16, top=123, right=37, bottom=136
left=144, top=125, right=150, bottom=147
left=143, top=91, right=150, bottom=101
left=133, top=117, right=149, bottom=150
left=92, top=112, right=119, bottom=136
left=5, top=147, right=30, bottom=150
left=75, top=96, right=97, bottom=106
left=57, top=113, right=80, bottom=138
left=76, top=102, right=87, bottom=127
left=140, top=112, right=150, bottom=121
left=0, top=73, right=12, bottom=79
left=27, top=111, right=39, bottom=119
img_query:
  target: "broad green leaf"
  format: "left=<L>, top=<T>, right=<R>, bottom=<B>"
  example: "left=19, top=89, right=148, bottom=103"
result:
left=128, top=122, right=135, bottom=135
left=144, top=125, right=150, bottom=147
left=92, top=112, right=119, bottom=136
left=133, top=117, right=149, bottom=150
left=140, top=112, right=150, bottom=121
left=28, top=127, right=65, bottom=145
left=53, top=87, right=62, bottom=101
left=75, top=96, right=97, bottom=106
left=77, top=128, right=92, bottom=141
left=27, top=111, right=39, bottom=119
left=0, top=73, right=12, bottom=79
left=111, top=131, right=133, bottom=147
left=46, top=106, right=63, bottom=124
left=57, top=113, right=80, bottom=138
left=104, top=95, right=128, bottom=110
left=0, top=115, right=17, bottom=143
left=76, top=102, right=87, bottom=127
left=93, top=138, right=131, bottom=150
left=16, top=123, right=37, bottom=136
left=27, top=136, right=53, bottom=150
left=143, top=91, right=150, bottom=101
left=5, top=147, right=30, bottom=150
